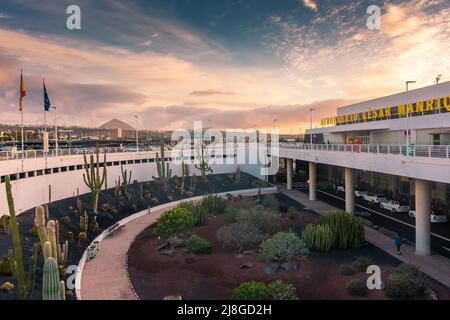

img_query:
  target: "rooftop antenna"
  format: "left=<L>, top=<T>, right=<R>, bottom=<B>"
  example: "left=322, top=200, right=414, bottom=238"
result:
left=405, top=80, right=416, bottom=92
left=435, top=74, right=443, bottom=84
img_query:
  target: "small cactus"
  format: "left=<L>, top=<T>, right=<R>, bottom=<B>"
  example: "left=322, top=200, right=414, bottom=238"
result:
left=42, top=257, right=61, bottom=300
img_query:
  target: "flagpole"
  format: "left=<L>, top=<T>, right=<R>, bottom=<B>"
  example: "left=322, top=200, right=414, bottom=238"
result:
left=21, top=107, right=24, bottom=171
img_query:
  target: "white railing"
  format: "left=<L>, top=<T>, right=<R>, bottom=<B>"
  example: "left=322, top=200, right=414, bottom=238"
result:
left=280, top=143, right=450, bottom=159
left=0, top=146, right=158, bottom=161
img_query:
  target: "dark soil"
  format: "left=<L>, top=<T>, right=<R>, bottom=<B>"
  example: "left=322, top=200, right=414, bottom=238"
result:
left=0, top=172, right=267, bottom=300
left=128, top=194, right=450, bottom=300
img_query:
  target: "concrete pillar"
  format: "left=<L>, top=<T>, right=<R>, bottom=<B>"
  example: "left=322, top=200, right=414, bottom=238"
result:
left=415, top=179, right=431, bottom=255
left=309, top=162, right=317, bottom=201
left=344, top=167, right=355, bottom=214
left=286, top=158, right=293, bottom=190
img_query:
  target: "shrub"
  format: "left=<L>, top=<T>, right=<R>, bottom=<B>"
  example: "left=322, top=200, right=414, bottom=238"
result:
left=267, top=280, right=299, bottom=300
left=150, top=198, right=159, bottom=206
left=225, top=207, right=249, bottom=222
left=385, top=264, right=427, bottom=299
left=340, top=264, right=357, bottom=276
left=263, top=194, right=279, bottom=210
left=286, top=207, right=298, bottom=219
left=185, top=191, right=194, bottom=197
left=346, top=279, right=369, bottom=296
left=201, top=195, right=226, bottom=214
left=236, top=206, right=281, bottom=234
left=187, top=235, right=212, bottom=254
left=315, top=211, right=365, bottom=250
left=155, top=207, right=195, bottom=236
left=302, top=224, right=333, bottom=252
left=61, top=216, right=72, bottom=226
left=232, top=281, right=271, bottom=300
left=167, top=236, right=180, bottom=249
left=352, top=256, right=372, bottom=272
left=259, top=231, right=309, bottom=262
left=217, top=221, right=267, bottom=250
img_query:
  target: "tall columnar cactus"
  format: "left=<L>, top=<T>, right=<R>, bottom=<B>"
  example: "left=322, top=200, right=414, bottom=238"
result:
left=42, top=248, right=62, bottom=300
left=83, top=149, right=107, bottom=213
left=4, top=176, right=39, bottom=300
left=35, top=207, right=69, bottom=270
left=180, top=161, right=189, bottom=195
left=235, top=165, right=241, bottom=184
left=195, top=141, right=213, bottom=180
left=80, top=211, right=89, bottom=233
left=76, top=188, right=82, bottom=215
left=152, top=134, right=172, bottom=189
left=121, top=165, right=132, bottom=196
left=44, top=184, right=52, bottom=219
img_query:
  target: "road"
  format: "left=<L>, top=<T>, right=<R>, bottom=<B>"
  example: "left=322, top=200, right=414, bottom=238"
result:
left=291, top=179, right=450, bottom=259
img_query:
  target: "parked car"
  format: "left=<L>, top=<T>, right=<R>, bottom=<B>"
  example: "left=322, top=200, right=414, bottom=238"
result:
left=362, top=193, right=387, bottom=204
left=380, top=200, right=410, bottom=213
left=333, top=184, right=345, bottom=192
left=355, top=211, right=371, bottom=217
left=408, top=210, right=448, bottom=223
left=355, top=189, right=368, bottom=197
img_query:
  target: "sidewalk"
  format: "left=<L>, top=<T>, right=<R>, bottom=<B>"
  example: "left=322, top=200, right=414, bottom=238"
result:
left=279, top=185, right=450, bottom=288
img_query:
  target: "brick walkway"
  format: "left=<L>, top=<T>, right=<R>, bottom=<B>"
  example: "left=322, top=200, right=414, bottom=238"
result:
left=80, top=189, right=274, bottom=300
left=279, top=185, right=450, bottom=288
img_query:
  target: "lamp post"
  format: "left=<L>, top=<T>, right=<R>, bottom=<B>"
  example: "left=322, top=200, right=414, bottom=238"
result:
left=52, top=106, right=58, bottom=154
left=134, top=115, right=139, bottom=152
left=435, top=74, right=443, bottom=85
left=273, top=118, right=277, bottom=131
left=309, top=108, right=316, bottom=146
left=405, top=80, right=416, bottom=92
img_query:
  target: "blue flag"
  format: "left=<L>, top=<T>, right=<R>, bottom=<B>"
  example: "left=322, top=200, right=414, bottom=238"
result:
left=43, top=80, right=51, bottom=111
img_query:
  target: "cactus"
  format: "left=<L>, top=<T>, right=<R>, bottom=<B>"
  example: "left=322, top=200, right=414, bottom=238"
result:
left=235, top=165, right=241, bottom=184
left=4, top=176, right=39, bottom=299
left=189, top=173, right=197, bottom=193
left=82, top=148, right=107, bottom=213
left=44, top=184, right=52, bottom=219
left=120, top=165, right=132, bottom=196
left=152, top=134, right=172, bottom=189
left=42, top=256, right=61, bottom=300
left=139, top=183, right=144, bottom=199
left=90, top=216, right=99, bottom=232
left=195, top=141, right=213, bottom=180
left=35, top=207, right=69, bottom=270
left=59, top=281, right=66, bottom=300
left=180, top=161, right=189, bottom=195
left=80, top=211, right=89, bottom=233
left=76, top=188, right=82, bottom=216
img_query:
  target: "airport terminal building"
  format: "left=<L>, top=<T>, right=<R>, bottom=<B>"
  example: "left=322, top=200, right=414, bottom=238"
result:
left=280, top=81, right=450, bottom=255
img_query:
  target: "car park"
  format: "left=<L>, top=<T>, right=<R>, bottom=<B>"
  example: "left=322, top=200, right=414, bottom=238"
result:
left=408, top=210, right=448, bottom=223
left=362, top=193, right=387, bottom=204
left=380, top=200, right=410, bottom=213
left=355, top=189, right=368, bottom=197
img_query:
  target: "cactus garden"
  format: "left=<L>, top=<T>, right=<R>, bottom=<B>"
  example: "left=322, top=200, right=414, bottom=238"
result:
left=0, top=168, right=269, bottom=300
left=127, top=193, right=450, bottom=300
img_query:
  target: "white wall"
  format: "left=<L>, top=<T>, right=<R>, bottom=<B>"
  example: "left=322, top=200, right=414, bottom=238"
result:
left=0, top=150, right=266, bottom=216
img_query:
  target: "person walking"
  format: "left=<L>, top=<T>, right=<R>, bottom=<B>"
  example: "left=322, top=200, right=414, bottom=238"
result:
left=394, top=234, right=404, bottom=255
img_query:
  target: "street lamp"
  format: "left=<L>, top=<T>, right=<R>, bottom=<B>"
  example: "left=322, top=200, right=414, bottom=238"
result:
left=405, top=80, right=416, bottom=92
left=435, top=74, right=443, bottom=84
left=273, top=118, right=277, bottom=131
left=134, top=115, right=139, bottom=152
left=309, top=108, right=316, bottom=145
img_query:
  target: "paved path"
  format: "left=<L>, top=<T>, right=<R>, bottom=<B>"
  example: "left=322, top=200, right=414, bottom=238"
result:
left=80, top=190, right=273, bottom=300
left=279, top=185, right=450, bottom=288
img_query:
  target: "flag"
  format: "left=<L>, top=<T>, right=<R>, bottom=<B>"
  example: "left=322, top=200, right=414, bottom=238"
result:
left=19, top=70, right=26, bottom=111
left=43, top=80, right=51, bottom=111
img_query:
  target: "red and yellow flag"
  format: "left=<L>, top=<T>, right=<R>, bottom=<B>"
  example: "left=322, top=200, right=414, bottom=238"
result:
left=19, top=70, right=26, bottom=111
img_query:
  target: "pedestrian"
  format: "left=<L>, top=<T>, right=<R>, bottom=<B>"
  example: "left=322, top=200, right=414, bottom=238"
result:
left=394, top=234, right=404, bottom=255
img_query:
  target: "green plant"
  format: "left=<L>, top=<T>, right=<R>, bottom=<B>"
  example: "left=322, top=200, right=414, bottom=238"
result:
left=232, top=281, right=271, bottom=300
left=82, top=149, right=107, bottom=213
left=79, top=211, right=89, bottom=233
left=178, top=201, right=208, bottom=226
left=185, top=191, right=194, bottom=197
left=120, top=165, right=132, bottom=196
left=0, top=281, right=14, bottom=292
left=385, top=264, right=427, bottom=299
left=315, top=210, right=365, bottom=250
left=236, top=206, right=281, bottom=234
left=0, top=256, right=12, bottom=276
left=252, top=180, right=266, bottom=202
left=339, top=264, right=357, bottom=276
left=267, top=280, right=299, bottom=300
left=76, top=232, right=88, bottom=245
left=201, top=195, right=226, bottom=214
left=187, top=235, right=212, bottom=254
left=167, top=236, right=180, bottom=249
left=302, top=224, right=334, bottom=252
left=235, top=166, right=241, bottom=184
left=0, top=216, right=10, bottom=234
left=352, top=256, right=372, bottom=272
left=155, top=207, right=195, bottom=236
left=259, top=231, right=309, bottom=262
left=189, top=173, right=197, bottom=193
left=4, top=176, right=39, bottom=300
left=61, top=216, right=71, bottom=226
left=286, top=207, right=298, bottom=219
left=28, top=225, right=38, bottom=237
left=66, top=231, right=74, bottom=240
left=42, top=246, right=65, bottom=300
left=217, top=221, right=267, bottom=250
left=195, top=141, right=213, bottom=180
left=76, top=188, right=82, bottom=215
left=180, top=161, right=189, bottom=195
left=90, top=216, right=99, bottom=232
left=150, top=198, right=159, bottom=206
left=263, top=194, right=279, bottom=210
left=346, top=279, right=369, bottom=296
left=153, top=134, right=172, bottom=189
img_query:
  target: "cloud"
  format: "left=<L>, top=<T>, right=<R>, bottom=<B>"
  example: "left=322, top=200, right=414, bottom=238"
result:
left=302, top=0, right=318, bottom=11
left=189, top=89, right=235, bottom=96
left=0, top=13, right=10, bottom=19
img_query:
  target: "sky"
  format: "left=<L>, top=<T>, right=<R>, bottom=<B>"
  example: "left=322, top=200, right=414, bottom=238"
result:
left=0, top=0, right=449, bottom=133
